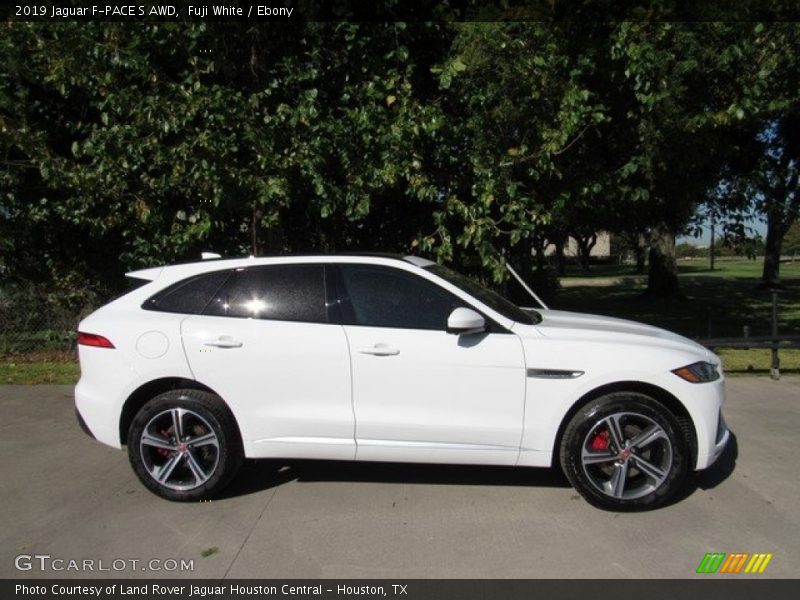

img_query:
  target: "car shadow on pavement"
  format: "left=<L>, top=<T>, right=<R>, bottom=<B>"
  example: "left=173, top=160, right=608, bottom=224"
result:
left=220, top=435, right=737, bottom=503
left=219, top=458, right=571, bottom=499
left=665, top=430, right=739, bottom=507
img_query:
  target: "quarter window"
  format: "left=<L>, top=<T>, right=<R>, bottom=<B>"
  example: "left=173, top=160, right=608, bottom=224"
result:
left=338, top=265, right=464, bottom=331
left=204, top=264, right=328, bottom=323
left=143, top=270, right=232, bottom=315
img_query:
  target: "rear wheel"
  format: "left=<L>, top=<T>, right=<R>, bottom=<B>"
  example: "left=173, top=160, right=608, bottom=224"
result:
left=559, top=392, right=689, bottom=511
left=127, top=389, right=243, bottom=501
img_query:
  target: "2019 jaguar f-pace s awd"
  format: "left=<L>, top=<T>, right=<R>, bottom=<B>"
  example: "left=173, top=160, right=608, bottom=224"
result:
left=75, top=254, right=729, bottom=510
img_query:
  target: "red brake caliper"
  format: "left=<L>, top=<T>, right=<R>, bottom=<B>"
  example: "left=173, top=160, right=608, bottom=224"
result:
left=157, top=428, right=173, bottom=458
left=591, top=430, right=610, bottom=451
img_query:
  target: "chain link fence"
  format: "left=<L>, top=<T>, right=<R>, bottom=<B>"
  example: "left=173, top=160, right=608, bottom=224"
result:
left=0, top=286, right=99, bottom=356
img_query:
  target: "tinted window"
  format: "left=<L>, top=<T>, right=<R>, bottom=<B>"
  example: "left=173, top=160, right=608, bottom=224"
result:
left=425, top=264, right=537, bottom=325
left=143, top=270, right=232, bottom=314
left=204, top=264, right=327, bottom=323
left=339, top=265, right=464, bottom=330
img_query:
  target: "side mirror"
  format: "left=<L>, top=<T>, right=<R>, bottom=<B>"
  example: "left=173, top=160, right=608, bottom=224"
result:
left=447, top=307, right=486, bottom=335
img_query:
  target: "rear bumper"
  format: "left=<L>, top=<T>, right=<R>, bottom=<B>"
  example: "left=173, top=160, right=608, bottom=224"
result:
left=74, top=377, right=124, bottom=449
left=75, top=406, right=96, bottom=440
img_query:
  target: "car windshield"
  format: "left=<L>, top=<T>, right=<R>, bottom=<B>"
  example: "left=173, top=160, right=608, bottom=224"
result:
left=425, top=264, right=540, bottom=325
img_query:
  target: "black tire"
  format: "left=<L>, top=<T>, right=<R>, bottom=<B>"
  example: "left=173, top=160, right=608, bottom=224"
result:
left=559, top=392, right=689, bottom=511
left=127, top=389, right=243, bottom=501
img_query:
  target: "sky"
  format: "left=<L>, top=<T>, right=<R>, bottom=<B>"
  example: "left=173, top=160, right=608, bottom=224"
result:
left=677, top=216, right=767, bottom=246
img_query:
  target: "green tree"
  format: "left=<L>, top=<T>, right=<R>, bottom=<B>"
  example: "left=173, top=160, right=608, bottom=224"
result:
left=3, top=19, right=798, bottom=303
left=607, top=22, right=759, bottom=297
left=702, top=23, right=800, bottom=286
left=418, top=22, right=608, bottom=282
left=0, top=22, right=446, bottom=295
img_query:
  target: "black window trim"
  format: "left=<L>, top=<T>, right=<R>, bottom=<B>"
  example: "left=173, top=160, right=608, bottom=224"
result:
left=323, top=264, right=343, bottom=325
left=329, top=263, right=510, bottom=334
left=144, top=264, right=334, bottom=325
left=142, top=261, right=511, bottom=332
left=141, top=269, right=234, bottom=315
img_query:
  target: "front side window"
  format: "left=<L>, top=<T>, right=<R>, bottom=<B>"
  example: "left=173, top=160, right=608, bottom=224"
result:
left=425, top=264, right=538, bottom=325
left=143, top=270, right=232, bottom=315
left=338, top=264, right=465, bottom=331
left=204, top=264, right=328, bottom=323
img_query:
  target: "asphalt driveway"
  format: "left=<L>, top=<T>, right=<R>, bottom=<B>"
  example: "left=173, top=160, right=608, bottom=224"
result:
left=1, top=378, right=798, bottom=578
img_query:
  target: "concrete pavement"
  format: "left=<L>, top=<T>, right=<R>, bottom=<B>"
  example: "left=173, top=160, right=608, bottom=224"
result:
left=1, top=378, right=798, bottom=578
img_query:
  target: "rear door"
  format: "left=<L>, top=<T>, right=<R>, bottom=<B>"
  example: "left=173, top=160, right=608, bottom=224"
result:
left=180, top=264, right=354, bottom=460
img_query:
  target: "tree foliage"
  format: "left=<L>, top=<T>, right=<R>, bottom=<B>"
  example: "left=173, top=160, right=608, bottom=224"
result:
left=708, top=23, right=800, bottom=286
left=1, top=20, right=799, bottom=302
left=1, top=22, right=446, bottom=297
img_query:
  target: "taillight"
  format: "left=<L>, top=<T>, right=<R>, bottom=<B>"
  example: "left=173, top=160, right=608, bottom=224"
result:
left=77, top=332, right=115, bottom=349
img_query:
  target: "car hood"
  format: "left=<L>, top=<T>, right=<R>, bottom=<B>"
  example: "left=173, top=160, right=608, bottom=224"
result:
left=522, top=309, right=715, bottom=362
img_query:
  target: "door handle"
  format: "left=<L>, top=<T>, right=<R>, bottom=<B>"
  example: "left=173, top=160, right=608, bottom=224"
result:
left=203, top=336, right=243, bottom=348
left=358, top=344, right=400, bottom=356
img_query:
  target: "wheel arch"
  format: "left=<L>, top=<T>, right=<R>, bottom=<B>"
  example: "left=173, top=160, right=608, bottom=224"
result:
left=119, top=377, right=241, bottom=446
left=552, top=380, right=697, bottom=468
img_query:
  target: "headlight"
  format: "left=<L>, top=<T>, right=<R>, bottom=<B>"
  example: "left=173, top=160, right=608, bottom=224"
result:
left=672, top=361, right=720, bottom=383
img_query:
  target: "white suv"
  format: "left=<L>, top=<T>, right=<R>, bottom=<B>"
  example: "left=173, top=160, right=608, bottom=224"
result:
left=75, top=254, right=729, bottom=510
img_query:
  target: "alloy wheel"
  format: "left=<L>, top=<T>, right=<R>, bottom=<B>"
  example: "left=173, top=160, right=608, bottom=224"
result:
left=580, top=411, right=673, bottom=500
left=138, top=408, right=220, bottom=491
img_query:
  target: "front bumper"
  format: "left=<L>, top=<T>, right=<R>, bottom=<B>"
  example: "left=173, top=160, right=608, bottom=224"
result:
left=689, top=378, right=730, bottom=470
left=708, top=410, right=731, bottom=466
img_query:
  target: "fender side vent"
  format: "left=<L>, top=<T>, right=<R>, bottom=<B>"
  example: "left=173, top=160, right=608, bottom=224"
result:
left=527, top=368, right=584, bottom=379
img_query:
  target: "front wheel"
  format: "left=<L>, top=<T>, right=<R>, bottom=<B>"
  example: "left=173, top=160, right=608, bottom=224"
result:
left=127, top=389, right=243, bottom=501
left=559, top=392, right=689, bottom=511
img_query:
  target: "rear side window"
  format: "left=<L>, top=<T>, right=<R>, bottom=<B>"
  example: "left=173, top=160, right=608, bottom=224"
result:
left=204, top=264, right=328, bottom=323
left=143, top=270, right=232, bottom=314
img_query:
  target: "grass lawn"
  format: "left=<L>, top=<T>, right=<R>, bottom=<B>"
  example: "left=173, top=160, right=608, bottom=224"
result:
left=0, top=361, right=80, bottom=384
left=717, top=348, right=800, bottom=376
left=0, top=351, right=79, bottom=384
left=560, top=256, right=800, bottom=280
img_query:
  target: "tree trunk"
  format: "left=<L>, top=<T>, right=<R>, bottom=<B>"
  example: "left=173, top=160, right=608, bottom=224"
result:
left=554, top=239, right=566, bottom=275
left=625, top=232, right=647, bottom=274
left=548, top=229, right=567, bottom=275
left=634, top=243, right=646, bottom=274
left=574, top=233, right=597, bottom=273
left=709, top=209, right=716, bottom=271
left=645, top=226, right=681, bottom=298
left=251, top=204, right=262, bottom=256
left=761, top=209, right=786, bottom=288
left=532, top=235, right=547, bottom=273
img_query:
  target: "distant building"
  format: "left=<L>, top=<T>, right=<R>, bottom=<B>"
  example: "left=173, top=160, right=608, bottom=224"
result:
left=544, top=231, right=612, bottom=258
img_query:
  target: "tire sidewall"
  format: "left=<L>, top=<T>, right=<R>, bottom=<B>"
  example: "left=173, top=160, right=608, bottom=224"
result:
left=127, top=390, right=241, bottom=501
left=560, top=393, right=689, bottom=511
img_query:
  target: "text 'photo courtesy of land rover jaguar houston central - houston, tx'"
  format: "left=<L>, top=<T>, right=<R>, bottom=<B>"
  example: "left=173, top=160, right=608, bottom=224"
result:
left=75, top=254, right=729, bottom=511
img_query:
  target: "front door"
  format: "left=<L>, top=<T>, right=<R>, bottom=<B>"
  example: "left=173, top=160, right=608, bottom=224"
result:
left=336, top=264, right=526, bottom=465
